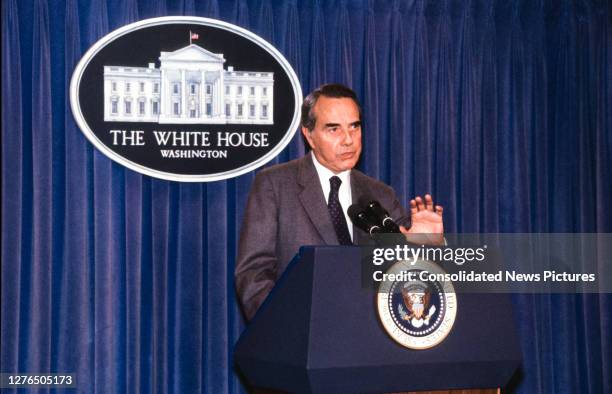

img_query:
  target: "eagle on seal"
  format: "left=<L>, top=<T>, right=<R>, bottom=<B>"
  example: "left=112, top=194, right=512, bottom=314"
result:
left=401, top=284, right=432, bottom=321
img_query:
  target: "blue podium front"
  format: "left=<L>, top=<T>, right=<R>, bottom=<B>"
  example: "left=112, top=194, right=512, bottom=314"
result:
left=234, top=246, right=521, bottom=393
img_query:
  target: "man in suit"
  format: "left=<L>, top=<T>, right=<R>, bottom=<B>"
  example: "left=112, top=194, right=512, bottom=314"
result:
left=235, top=84, right=444, bottom=321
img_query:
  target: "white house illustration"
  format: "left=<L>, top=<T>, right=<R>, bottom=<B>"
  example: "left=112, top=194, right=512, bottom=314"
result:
left=103, top=44, right=274, bottom=124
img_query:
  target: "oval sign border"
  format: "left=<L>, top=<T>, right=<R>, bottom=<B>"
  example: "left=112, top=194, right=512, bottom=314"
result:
left=70, top=16, right=302, bottom=182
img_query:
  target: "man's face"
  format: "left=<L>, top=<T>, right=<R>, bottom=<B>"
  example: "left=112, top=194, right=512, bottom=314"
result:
left=302, top=96, right=362, bottom=173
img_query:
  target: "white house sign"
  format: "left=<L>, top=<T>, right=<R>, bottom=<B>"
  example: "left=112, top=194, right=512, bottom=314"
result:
left=71, top=17, right=302, bottom=182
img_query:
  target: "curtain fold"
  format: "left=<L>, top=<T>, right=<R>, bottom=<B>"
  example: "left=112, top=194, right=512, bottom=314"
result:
left=30, top=0, right=53, bottom=375
left=1, top=1, right=610, bottom=393
left=1, top=0, right=23, bottom=380
left=361, top=0, right=380, bottom=179
left=278, top=0, right=305, bottom=162
left=307, top=0, right=326, bottom=92
left=388, top=0, right=408, bottom=203
left=60, top=0, right=91, bottom=385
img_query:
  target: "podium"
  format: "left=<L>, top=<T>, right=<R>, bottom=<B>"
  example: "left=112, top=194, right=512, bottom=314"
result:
left=234, top=246, right=521, bottom=393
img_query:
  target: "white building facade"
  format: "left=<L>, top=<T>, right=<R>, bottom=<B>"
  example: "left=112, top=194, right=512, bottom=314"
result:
left=103, top=44, right=274, bottom=124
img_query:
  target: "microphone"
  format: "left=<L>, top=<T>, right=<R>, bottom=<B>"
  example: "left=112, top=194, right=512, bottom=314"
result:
left=359, top=198, right=401, bottom=233
left=348, top=204, right=383, bottom=235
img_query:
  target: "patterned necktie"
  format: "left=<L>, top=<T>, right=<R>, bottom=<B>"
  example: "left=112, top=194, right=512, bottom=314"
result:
left=328, top=176, right=353, bottom=245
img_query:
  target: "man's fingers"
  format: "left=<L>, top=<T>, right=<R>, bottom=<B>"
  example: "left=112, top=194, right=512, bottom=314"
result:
left=412, top=194, right=442, bottom=215
left=415, top=196, right=425, bottom=211
left=424, top=194, right=434, bottom=211
left=409, top=199, right=418, bottom=214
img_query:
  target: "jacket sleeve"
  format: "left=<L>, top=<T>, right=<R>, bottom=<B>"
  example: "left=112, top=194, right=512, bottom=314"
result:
left=235, top=170, right=279, bottom=320
left=383, top=185, right=411, bottom=228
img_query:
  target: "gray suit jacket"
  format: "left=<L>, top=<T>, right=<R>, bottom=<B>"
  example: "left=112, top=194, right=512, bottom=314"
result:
left=235, top=152, right=409, bottom=320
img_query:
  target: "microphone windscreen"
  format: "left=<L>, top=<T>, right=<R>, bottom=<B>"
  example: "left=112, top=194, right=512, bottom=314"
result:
left=348, top=203, right=382, bottom=234
left=347, top=203, right=364, bottom=221
left=358, top=197, right=401, bottom=233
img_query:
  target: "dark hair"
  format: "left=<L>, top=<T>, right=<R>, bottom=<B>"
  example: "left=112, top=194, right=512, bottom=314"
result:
left=300, top=83, right=362, bottom=132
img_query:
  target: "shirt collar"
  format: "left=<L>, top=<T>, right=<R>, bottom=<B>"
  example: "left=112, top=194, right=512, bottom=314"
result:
left=311, top=152, right=351, bottom=186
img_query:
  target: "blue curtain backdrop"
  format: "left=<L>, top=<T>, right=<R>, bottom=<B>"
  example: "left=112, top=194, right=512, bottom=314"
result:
left=2, top=0, right=611, bottom=393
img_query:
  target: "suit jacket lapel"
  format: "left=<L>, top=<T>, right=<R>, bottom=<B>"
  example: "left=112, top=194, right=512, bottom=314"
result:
left=298, top=153, right=339, bottom=245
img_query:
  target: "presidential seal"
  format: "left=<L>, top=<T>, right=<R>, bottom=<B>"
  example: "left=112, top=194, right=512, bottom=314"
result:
left=377, top=259, right=457, bottom=349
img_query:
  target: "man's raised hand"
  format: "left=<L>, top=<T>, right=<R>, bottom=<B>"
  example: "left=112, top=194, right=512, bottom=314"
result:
left=399, top=194, right=444, bottom=246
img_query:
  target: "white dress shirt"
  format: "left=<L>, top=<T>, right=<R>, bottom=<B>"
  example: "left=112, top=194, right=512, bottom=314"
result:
left=311, top=153, right=354, bottom=241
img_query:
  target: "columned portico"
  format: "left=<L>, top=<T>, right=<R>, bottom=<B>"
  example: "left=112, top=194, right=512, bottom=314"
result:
left=103, top=44, right=274, bottom=124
